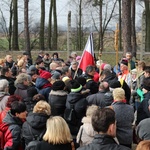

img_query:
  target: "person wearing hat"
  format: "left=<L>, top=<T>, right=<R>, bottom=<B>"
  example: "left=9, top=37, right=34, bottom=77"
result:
left=35, top=69, right=52, bottom=101
left=136, top=77, right=150, bottom=125
left=48, top=80, right=67, bottom=117
left=118, top=58, right=132, bottom=88
left=65, top=80, right=88, bottom=142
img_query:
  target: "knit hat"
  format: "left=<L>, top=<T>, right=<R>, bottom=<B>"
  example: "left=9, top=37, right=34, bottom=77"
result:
left=71, top=80, right=82, bottom=92
left=100, top=63, right=106, bottom=70
left=51, top=71, right=61, bottom=80
left=27, top=65, right=37, bottom=75
left=109, top=80, right=121, bottom=88
left=120, top=58, right=128, bottom=66
left=62, top=76, right=70, bottom=82
left=39, top=69, right=52, bottom=79
left=76, top=77, right=86, bottom=86
left=52, top=80, right=65, bottom=91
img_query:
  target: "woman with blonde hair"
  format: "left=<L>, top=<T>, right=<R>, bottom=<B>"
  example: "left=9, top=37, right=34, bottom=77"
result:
left=136, top=140, right=150, bottom=150
left=22, top=100, right=51, bottom=146
left=35, top=116, right=74, bottom=150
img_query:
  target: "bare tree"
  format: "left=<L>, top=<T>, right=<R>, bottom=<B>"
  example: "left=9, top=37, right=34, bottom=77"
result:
left=39, top=0, right=45, bottom=50
left=12, top=0, right=19, bottom=50
left=24, top=0, right=31, bottom=56
left=122, top=0, right=132, bottom=55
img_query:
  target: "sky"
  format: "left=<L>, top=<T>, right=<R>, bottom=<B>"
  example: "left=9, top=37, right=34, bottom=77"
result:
left=0, top=0, right=145, bottom=30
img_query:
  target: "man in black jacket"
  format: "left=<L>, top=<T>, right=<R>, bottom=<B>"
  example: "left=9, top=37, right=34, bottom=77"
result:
left=77, top=108, right=131, bottom=150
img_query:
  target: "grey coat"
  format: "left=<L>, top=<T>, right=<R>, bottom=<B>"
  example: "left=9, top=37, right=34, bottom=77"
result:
left=111, top=102, right=134, bottom=145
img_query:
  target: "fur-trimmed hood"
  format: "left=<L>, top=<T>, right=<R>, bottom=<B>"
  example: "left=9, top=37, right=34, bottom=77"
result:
left=50, top=90, right=68, bottom=96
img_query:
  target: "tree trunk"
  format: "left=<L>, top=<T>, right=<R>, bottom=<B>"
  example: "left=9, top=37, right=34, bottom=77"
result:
left=39, top=0, right=45, bottom=50
left=24, top=0, right=31, bottom=57
left=131, top=0, right=137, bottom=58
left=122, top=0, right=132, bottom=56
left=12, top=0, right=19, bottom=51
left=78, top=0, right=82, bottom=51
left=8, top=0, right=13, bottom=51
left=145, top=0, right=150, bottom=52
left=48, top=0, right=53, bottom=50
left=52, top=0, right=57, bottom=50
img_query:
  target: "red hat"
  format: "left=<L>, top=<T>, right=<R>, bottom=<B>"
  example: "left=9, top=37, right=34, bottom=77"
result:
left=39, top=70, right=52, bottom=79
left=100, top=63, right=106, bottom=70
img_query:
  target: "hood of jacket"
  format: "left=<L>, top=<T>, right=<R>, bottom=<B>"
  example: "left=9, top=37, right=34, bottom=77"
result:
left=3, top=111, right=23, bottom=126
left=67, top=92, right=83, bottom=104
left=15, top=83, right=29, bottom=90
left=35, top=77, right=50, bottom=89
left=50, top=90, right=68, bottom=96
left=26, top=112, right=49, bottom=129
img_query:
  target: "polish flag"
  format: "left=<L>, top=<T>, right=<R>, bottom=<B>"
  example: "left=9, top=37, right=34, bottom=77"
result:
left=78, top=33, right=95, bottom=72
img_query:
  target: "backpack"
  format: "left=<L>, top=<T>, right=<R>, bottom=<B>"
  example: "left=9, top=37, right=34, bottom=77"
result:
left=25, top=123, right=44, bottom=150
left=64, top=103, right=78, bottom=126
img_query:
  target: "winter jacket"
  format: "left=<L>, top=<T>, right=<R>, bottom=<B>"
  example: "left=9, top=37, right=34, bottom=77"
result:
left=86, top=90, right=113, bottom=108
left=0, top=75, right=16, bottom=95
left=136, top=92, right=150, bottom=125
left=22, top=112, right=49, bottom=146
left=35, top=77, right=52, bottom=100
left=82, top=73, right=98, bottom=94
left=77, top=134, right=131, bottom=150
left=111, top=102, right=134, bottom=145
left=0, top=111, right=23, bottom=150
left=48, top=90, right=67, bottom=117
left=0, top=92, right=10, bottom=113
left=14, top=83, right=29, bottom=99
left=35, top=141, right=72, bottom=150
left=65, top=92, right=88, bottom=136
left=76, top=117, right=96, bottom=146
left=70, top=68, right=83, bottom=79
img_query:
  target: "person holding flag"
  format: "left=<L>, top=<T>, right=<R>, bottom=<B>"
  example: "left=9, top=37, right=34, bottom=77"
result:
left=74, top=33, right=98, bottom=95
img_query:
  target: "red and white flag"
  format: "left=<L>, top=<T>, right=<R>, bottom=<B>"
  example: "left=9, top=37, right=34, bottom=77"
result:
left=78, top=33, right=95, bottom=72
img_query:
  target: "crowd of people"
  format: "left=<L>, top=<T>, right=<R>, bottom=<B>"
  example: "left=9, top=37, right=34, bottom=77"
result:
left=0, top=50, right=150, bottom=150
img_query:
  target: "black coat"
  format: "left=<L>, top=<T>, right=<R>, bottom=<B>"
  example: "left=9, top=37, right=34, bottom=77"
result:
left=65, top=92, right=88, bottom=135
left=48, top=90, right=67, bottom=117
left=35, top=141, right=72, bottom=150
left=77, top=134, right=131, bottom=150
left=22, top=112, right=49, bottom=145
left=136, top=92, right=150, bottom=125
left=86, top=90, right=113, bottom=108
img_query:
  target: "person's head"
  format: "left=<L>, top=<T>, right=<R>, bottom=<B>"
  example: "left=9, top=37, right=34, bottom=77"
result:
left=125, top=52, right=132, bottom=61
left=70, top=80, right=82, bottom=93
left=39, top=69, right=52, bottom=82
left=5, top=55, right=13, bottom=63
left=27, top=87, right=38, bottom=97
left=52, top=80, right=65, bottom=91
left=0, top=58, right=6, bottom=67
left=92, top=108, right=116, bottom=137
left=100, top=69, right=112, bottom=81
left=43, top=53, right=50, bottom=59
left=71, top=61, right=78, bottom=71
left=136, top=140, right=150, bottom=150
left=76, top=76, right=86, bottom=87
left=0, top=79, right=9, bottom=93
left=137, top=61, right=146, bottom=71
left=120, top=58, right=128, bottom=72
left=99, top=81, right=109, bottom=92
left=85, top=65, right=95, bottom=76
left=86, top=105, right=99, bottom=117
left=6, top=95, right=22, bottom=108
left=142, top=77, right=150, bottom=94
left=52, top=52, right=59, bottom=60
left=35, top=59, right=44, bottom=68
left=43, top=116, right=72, bottom=144
left=62, top=66, right=71, bottom=77
left=49, top=62, right=59, bottom=71
left=15, top=73, right=30, bottom=86
left=144, top=66, right=150, bottom=78
left=33, top=93, right=46, bottom=102
left=0, top=66, right=12, bottom=77
left=11, top=101, right=27, bottom=120
left=71, top=51, right=77, bottom=59
left=112, top=88, right=125, bottom=101
left=33, top=100, right=51, bottom=116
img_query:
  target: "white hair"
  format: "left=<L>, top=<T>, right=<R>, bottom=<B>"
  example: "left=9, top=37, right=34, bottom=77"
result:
left=0, top=79, right=9, bottom=91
